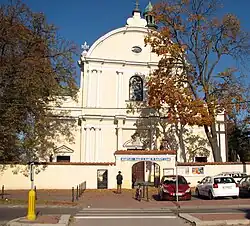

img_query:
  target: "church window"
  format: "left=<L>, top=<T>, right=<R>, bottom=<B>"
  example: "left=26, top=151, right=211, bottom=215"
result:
left=131, top=46, right=142, bottom=53
left=129, top=75, right=143, bottom=101
left=57, top=156, right=70, bottom=162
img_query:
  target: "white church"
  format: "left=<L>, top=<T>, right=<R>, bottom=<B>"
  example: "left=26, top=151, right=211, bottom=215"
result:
left=47, top=2, right=227, bottom=188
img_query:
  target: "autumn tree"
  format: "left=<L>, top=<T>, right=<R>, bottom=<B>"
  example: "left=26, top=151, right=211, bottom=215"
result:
left=145, top=0, right=250, bottom=161
left=0, top=0, right=78, bottom=164
left=127, top=73, right=211, bottom=162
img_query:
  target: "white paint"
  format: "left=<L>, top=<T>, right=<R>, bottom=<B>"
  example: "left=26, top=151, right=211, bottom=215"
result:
left=74, top=216, right=176, bottom=219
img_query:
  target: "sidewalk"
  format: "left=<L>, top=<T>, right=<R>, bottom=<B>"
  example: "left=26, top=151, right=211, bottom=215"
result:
left=2, top=188, right=250, bottom=210
left=1, top=189, right=75, bottom=206
left=7, top=215, right=71, bottom=226
left=180, top=212, right=250, bottom=226
left=78, top=189, right=250, bottom=209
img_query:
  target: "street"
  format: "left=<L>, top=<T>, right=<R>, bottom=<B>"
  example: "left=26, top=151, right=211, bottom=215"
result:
left=0, top=206, right=80, bottom=225
left=1, top=204, right=250, bottom=225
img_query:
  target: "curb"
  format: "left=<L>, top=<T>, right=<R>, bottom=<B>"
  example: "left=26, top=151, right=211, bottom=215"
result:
left=0, top=204, right=79, bottom=208
left=170, top=204, right=250, bottom=210
left=6, top=215, right=71, bottom=226
left=179, top=213, right=250, bottom=226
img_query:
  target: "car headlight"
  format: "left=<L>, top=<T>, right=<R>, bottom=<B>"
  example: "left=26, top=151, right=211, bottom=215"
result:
left=163, top=188, right=169, bottom=193
left=185, top=188, right=191, bottom=193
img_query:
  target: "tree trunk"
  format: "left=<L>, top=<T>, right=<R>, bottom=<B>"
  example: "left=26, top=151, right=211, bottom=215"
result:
left=175, top=124, right=187, bottom=162
left=204, top=122, right=222, bottom=162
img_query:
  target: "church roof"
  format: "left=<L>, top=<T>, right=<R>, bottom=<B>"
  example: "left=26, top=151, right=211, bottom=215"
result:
left=144, top=1, right=153, bottom=14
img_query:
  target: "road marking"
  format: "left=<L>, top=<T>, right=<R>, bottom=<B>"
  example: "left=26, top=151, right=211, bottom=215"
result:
left=74, top=216, right=177, bottom=219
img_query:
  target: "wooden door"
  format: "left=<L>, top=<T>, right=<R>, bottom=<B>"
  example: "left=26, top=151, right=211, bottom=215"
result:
left=132, top=161, right=145, bottom=183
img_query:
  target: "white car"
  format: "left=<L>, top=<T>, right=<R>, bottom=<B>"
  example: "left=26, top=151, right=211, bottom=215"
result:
left=195, top=176, right=239, bottom=200
left=216, top=172, right=247, bottom=183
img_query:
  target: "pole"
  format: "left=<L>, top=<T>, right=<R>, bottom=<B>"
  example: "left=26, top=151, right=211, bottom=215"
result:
left=176, top=154, right=179, bottom=203
left=27, top=162, right=36, bottom=221
left=1, top=185, right=4, bottom=199
left=30, top=163, right=34, bottom=190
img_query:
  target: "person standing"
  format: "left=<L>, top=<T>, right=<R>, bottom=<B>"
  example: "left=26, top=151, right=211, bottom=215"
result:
left=132, top=172, right=136, bottom=189
left=116, top=171, right=123, bottom=194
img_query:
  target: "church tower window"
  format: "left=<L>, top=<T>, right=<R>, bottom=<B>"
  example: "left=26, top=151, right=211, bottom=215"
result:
left=129, top=75, right=143, bottom=101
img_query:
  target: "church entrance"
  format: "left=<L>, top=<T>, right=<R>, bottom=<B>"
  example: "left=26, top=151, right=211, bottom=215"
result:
left=132, top=161, right=160, bottom=188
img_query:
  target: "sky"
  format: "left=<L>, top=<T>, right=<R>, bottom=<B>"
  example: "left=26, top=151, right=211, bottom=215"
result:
left=1, top=0, right=250, bottom=85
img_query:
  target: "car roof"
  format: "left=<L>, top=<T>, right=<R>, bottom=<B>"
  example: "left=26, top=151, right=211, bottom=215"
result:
left=212, top=175, right=235, bottom=179
left=218, top=172, right=247, bottom=175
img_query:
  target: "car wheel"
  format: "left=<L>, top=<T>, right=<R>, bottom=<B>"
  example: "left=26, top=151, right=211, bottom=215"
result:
left=195, top=188, right=200, bottom=198
left=158, top=192, right=163, bottom=201
left=232, top=196, right=239, bottom=199
left=208, top=191, right=214, bottom=200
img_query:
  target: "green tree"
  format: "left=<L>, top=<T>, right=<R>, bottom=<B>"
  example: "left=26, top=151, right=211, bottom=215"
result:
left=0, top=0, right=78, bottom=163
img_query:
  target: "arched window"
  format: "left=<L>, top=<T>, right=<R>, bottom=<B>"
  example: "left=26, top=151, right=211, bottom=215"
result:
left=129, top=75, right=143, bottom=101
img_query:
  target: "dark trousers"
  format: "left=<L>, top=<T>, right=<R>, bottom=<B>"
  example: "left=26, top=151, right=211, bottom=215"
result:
left=117, top=184, right=122, bottom=194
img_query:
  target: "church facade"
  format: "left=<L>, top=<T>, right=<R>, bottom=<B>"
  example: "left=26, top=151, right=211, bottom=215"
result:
left=51, top=2, right=227, bottom=188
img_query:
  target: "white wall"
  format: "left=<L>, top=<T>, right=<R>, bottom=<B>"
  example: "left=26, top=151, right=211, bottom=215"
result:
left=178, top=163, right=250, bottom=187
left=0, top=164, right=117, bottom=190
left=1, top=162, right=249, bottom=189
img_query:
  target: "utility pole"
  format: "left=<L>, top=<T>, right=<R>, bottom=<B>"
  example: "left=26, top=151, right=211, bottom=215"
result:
left=175, top=152, right=179, bottom=203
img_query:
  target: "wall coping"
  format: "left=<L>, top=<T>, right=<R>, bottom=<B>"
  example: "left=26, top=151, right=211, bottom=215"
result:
left=1, top=161, right=248, bottom=167
left=114, top=150, right=176, bottom=155
left=178, top=162, right=249, bottom=166
left=0, top=162, right=116, bottom=166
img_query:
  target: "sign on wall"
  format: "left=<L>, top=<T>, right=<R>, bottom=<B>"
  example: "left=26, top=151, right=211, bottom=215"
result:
left=163, top=168, right=174, bottom=175
left=191, top=166, right=204, bottom=175
left=178, top=167, right=189, bottom=175
left=120, top=157, right=171, bottom=161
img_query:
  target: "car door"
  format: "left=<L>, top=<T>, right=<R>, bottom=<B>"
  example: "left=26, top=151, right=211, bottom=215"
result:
left=198, top=177, right=208, bottom=196
left=239, top=177, right=247, bottom=195
left=204, top=177, right=212, bottom=197
left=245, top=177, right=250, bottom=193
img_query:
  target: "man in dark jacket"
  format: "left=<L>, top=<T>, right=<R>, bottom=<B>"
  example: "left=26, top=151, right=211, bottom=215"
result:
left=116, top=171, right=123, bottom=194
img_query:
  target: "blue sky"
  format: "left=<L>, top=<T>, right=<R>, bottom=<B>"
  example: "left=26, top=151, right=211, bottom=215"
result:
left=1, top=0, right=250, bottom=85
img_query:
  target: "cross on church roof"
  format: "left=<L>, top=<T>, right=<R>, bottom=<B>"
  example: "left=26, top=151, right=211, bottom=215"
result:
left=135, top=0, right=139, bottom=11
left=81, top=42, right=89, bottom=51
left=81, top=41, right=90, bottom=56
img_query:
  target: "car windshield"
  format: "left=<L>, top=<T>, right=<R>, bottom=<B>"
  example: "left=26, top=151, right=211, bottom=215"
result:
left=163, top=176, right=187, bottom=185
left=214, top=177, right=236, bottom=184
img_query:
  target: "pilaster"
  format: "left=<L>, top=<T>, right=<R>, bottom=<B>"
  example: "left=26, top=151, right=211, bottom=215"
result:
left=96, top=70, right=102, bottom=107
left=116, top=71, right=124, bottom=110
left=84, top=127, right=90, bottom=161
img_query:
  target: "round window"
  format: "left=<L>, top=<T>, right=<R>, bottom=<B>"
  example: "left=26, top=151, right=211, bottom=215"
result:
left=131, top=46, right=142, bottom=53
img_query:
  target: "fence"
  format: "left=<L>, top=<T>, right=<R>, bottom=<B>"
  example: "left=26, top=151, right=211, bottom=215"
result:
left=72, top=181, right=86, bottom=202
left=1, top=183, right=86, bottom=203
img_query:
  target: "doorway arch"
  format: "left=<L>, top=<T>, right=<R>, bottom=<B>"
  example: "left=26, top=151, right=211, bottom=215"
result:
left=132, top=161, right=160, bottom=188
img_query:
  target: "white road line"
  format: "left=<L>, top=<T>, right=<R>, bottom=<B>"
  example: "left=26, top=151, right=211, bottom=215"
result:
left=74, top=216, right=177, bottom=219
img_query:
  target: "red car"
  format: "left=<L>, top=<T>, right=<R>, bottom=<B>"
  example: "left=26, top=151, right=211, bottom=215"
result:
left=158, top=175, right=191, bottom=201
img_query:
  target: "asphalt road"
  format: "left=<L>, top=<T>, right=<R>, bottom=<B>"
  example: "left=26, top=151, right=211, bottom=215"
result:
left=174, top=208, right=250, bottom=214
left=1, top=205, right=250, bottom=225
left=0, top=206, right=80, bottom=225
